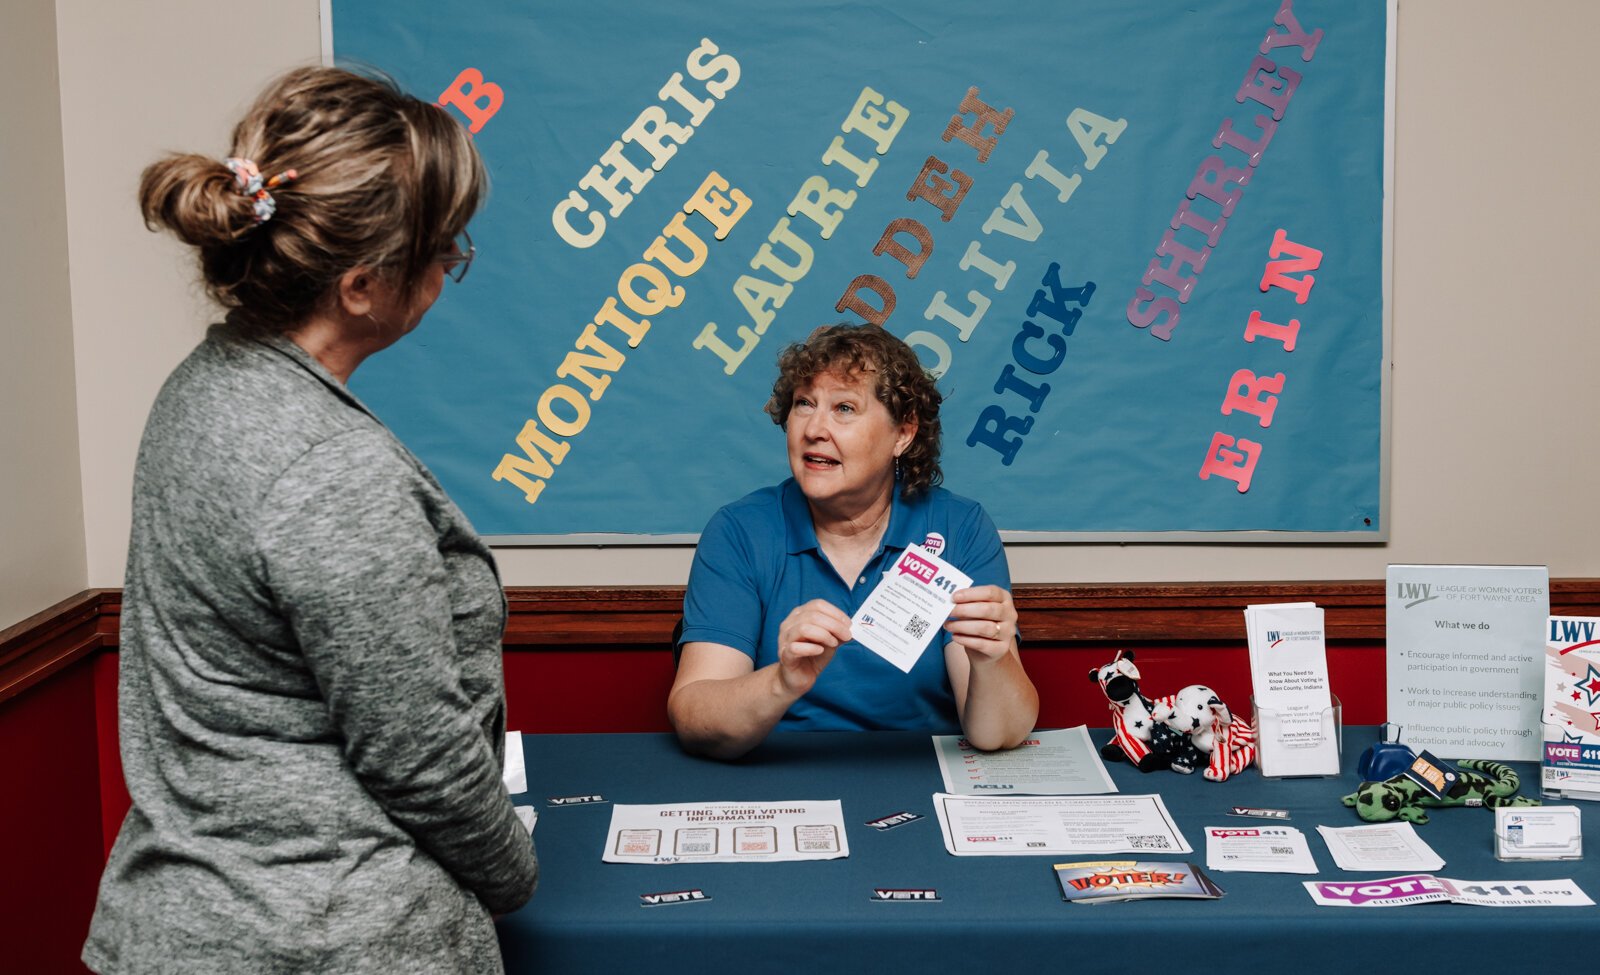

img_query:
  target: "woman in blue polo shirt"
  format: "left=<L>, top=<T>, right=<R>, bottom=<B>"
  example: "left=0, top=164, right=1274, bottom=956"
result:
left=669, top=324, right=1039, bottom=759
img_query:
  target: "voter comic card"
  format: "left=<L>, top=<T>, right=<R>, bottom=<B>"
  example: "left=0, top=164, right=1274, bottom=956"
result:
left=1053, top=860, right=1223, bottom=903
left=851, top=544, right=971, bottom=674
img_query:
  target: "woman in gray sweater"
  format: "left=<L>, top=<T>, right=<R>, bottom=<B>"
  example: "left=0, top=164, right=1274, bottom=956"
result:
left=84, top=67, right=537, bottom=974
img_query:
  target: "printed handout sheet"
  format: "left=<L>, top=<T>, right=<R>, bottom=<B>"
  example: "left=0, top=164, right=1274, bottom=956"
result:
left=932, top=793, right=1191, bottom=857
left=602, top=800, right=849, bottom=864
left=932, top=727, right=1117, bottom=795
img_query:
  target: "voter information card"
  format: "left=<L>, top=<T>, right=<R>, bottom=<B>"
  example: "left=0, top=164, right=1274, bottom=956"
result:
left=852, top=545, right=971, bottom=674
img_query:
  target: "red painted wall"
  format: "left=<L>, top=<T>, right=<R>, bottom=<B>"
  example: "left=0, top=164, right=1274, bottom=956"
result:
left=0, top=656, right=104, bottom=975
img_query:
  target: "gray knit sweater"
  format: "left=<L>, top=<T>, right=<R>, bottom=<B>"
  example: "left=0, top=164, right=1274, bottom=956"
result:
left=84, top=321, right=537, bottom=974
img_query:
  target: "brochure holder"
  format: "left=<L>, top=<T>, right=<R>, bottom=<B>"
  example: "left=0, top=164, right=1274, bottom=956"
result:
left=1494, top=805, right=1584, bottom=861
left=1251, top=695, right=1342, bottom=779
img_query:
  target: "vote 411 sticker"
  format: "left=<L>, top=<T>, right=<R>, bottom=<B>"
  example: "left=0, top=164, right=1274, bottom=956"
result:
left=1305, top=874, right=1592, bottom=908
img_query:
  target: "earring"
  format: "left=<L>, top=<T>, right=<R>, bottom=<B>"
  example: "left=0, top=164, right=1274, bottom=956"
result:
left=894, top=456, right=901, bottom=480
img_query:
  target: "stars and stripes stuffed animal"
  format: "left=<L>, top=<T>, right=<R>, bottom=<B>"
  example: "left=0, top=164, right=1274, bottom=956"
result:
left=1091, top=651, right=1257, bottom=781
left=1152, top=684, right=1257, bottom=782
left=1090, top=651, right=1172, bottom=773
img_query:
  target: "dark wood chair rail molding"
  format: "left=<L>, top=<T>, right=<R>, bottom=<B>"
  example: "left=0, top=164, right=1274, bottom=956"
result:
left=0, top=589, right=113, bottom=705
left=8, top=580, right=1600, bottom=703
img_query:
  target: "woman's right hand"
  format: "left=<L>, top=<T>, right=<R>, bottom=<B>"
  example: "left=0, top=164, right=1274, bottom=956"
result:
left=775, top=600, right=853, bottom=698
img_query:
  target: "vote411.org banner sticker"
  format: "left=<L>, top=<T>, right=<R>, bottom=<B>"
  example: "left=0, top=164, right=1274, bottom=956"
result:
left=1304, top=874, right=1592, bottom=908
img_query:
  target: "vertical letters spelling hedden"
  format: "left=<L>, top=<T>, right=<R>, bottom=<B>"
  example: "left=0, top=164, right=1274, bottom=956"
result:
left=834, top=87, right=1010, bottom=341
left=1126, top=0, right=1321, bottom=342
left=550, top=40, right=740, bottom=249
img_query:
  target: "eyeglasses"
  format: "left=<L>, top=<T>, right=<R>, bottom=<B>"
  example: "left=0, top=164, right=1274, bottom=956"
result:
left=438, top=230, right=476, bottom=283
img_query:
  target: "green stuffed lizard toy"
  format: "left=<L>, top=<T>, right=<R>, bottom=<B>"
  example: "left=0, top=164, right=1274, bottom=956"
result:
left=1342, top=758, right=1540, bottom=824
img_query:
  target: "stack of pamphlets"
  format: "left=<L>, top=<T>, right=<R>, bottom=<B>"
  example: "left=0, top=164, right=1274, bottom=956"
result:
left=1245, top=602, right=1340, bottom=776
left=1053, top=860, right=1224, bottom=903
left=1541, top=615, right=1600, bottom=801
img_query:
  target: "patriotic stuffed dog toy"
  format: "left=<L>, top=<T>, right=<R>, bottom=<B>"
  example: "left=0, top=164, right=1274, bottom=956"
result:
left=1091, top=651, right=1257, bottom=781
left=1154, top=684, right=1257, bottom=781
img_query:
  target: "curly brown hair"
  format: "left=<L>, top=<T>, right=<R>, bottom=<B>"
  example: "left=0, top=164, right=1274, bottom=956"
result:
left=137, top=66, right=486, bottom=333
left=765, top=324, right=943, bottom=498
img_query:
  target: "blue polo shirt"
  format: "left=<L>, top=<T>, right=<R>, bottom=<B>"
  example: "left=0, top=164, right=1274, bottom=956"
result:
left=681, top=479, right=1011, bottom=732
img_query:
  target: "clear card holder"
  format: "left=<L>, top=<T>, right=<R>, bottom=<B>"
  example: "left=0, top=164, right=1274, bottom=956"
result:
left=1494, top=805, right=1583, bottom=861
left=1251, top=695, right=1343, bottom=778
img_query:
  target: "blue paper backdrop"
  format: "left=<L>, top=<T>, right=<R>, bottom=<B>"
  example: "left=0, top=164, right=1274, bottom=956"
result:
left=330, top=0, right=1388, bottom=538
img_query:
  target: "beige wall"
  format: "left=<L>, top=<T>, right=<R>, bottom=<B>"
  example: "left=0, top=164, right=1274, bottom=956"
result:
left=54, top=0, right=324, bottom=609
left=1, top=0, right=87, bottom=629
left=4, top=0, right=1596, bottom=627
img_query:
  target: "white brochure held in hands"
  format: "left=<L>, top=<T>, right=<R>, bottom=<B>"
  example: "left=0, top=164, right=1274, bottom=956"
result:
left=851, top=544, right=971, bottom=674
left=1246, top=602, right=1339, bottom=775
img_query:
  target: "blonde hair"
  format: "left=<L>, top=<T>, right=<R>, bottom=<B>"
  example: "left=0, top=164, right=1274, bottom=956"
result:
left=138, top=66, right=486, bottom=332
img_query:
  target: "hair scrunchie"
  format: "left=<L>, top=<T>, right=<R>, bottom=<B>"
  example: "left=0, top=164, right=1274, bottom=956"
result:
left=225, top=157, right=299, bottom=224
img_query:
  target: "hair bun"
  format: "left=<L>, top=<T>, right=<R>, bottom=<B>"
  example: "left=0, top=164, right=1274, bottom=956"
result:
left=138, top=153, right=259, bottom=247
left=136, top=65, right=485, bottom=332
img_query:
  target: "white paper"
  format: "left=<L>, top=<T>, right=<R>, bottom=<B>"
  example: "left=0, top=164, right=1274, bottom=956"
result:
left=932, top=793, right=1191, bottom=857
left=851, top=544, right=971, bottom=673
left=1385, top=564, right=1549, bottom=762
left=1203, top=824, right=1317, bottom=874
left=1439, top=877, right=1593, bottom=907
left=503, top=731, right=527, bottom=795
left=513, top=805, right=538, bottom=835
left=1315, top=822, right=1444, bottom=872
left=1245, top=602, right=1339, bottom=775
left=932, top=727, right=1117, bottom=795
left=601, top=800, right=849, bottom=864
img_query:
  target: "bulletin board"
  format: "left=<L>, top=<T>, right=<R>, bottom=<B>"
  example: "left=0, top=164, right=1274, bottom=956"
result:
left=325, top=0, right=1392, bottom=542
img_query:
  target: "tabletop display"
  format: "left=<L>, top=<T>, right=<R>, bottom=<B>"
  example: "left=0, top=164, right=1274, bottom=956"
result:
left=499, top=726, right=1595, bottom=972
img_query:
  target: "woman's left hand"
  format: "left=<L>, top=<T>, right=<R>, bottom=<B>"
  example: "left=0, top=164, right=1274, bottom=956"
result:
left=943, top=585, right=1018, bottom=662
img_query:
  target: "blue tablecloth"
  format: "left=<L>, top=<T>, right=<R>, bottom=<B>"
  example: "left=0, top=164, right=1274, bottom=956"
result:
left=498, top=729, right=1588, bottom=972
